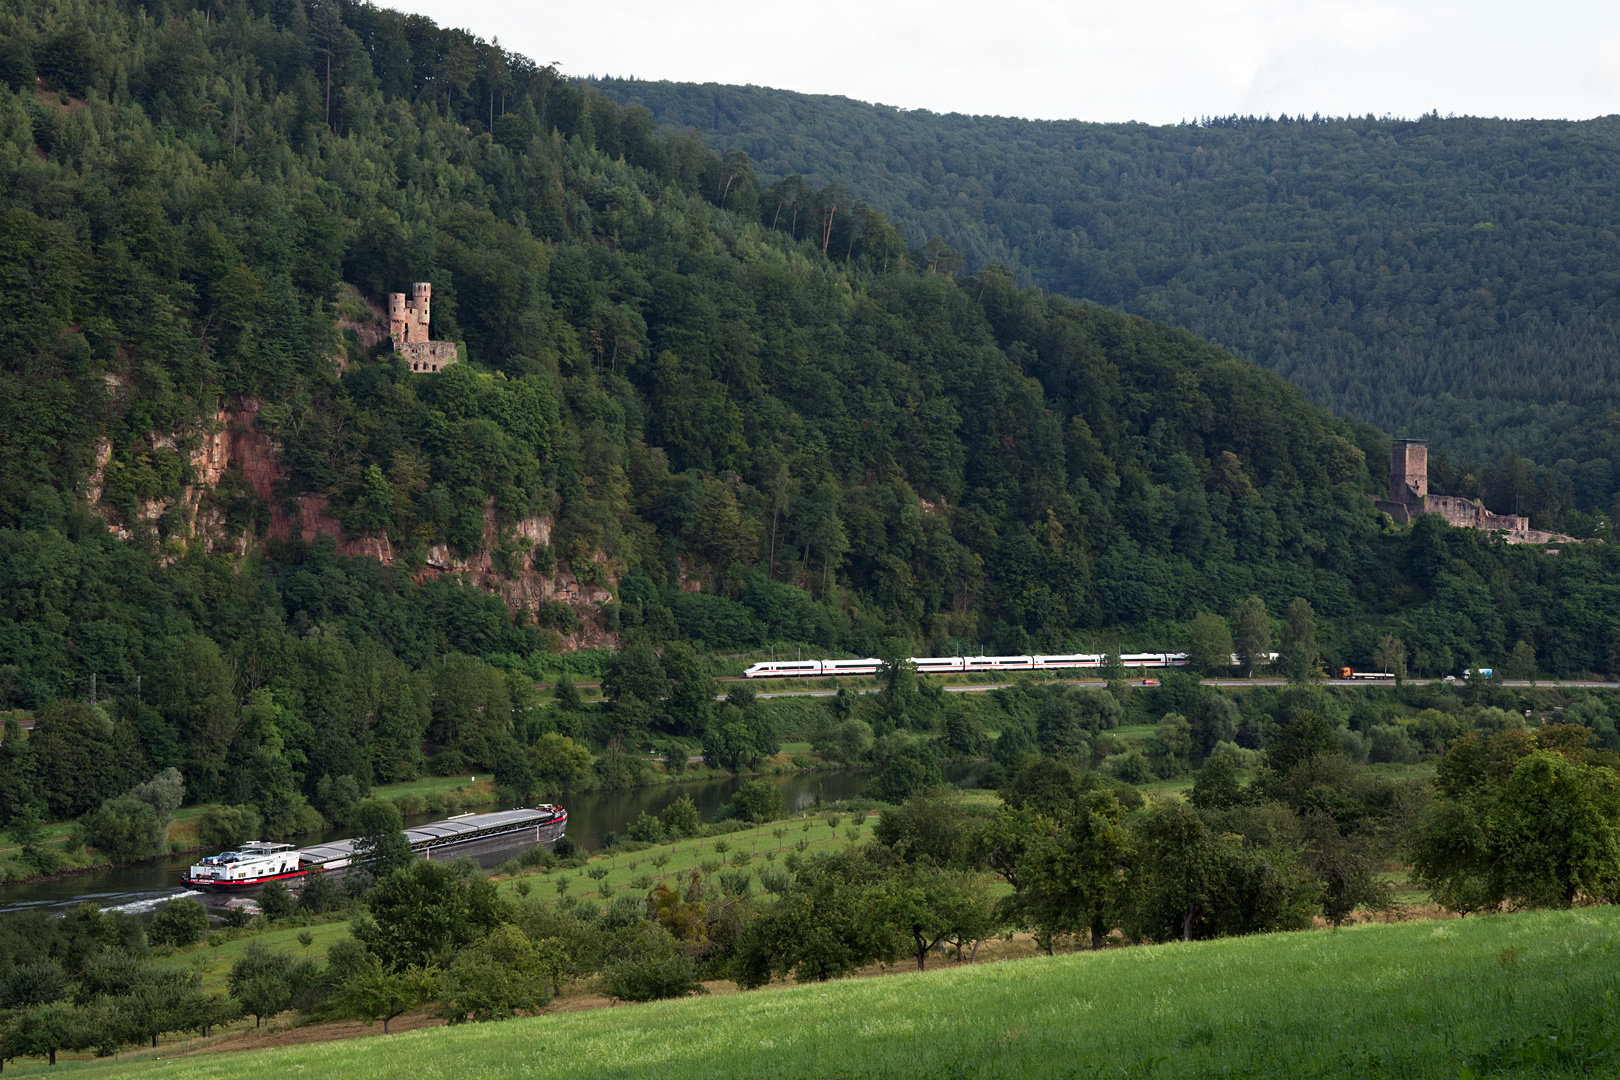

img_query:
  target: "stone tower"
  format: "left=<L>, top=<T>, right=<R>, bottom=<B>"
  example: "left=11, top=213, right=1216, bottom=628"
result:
left=387, top=281, right=459, bottom=372
left=388, top=282, right=433, bottom=344
left=1389, top=439, right=1427, bottom=507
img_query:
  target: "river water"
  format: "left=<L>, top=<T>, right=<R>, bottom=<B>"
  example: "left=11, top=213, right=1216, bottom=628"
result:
left=0, top=766, right=898, bottom=916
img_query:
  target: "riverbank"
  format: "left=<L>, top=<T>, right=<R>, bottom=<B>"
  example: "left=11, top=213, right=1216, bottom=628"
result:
left=0, top=739, right=865, bottom=890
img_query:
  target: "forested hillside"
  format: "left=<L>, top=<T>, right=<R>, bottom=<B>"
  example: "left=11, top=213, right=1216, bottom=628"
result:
left=592, top=79, right=1620, bottom=508
left=3, top=0, right=1620, bottom=831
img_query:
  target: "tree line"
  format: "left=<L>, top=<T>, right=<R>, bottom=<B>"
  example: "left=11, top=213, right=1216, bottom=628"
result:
left=594, top=79, right=1620, bottom=516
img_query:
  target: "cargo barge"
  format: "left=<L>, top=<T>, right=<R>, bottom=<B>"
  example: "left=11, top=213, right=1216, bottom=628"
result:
left=182, top=804, right=567, bottom=894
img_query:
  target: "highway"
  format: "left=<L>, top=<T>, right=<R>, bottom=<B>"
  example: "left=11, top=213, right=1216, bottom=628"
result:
left=746, top=677, right=1619, bottom=699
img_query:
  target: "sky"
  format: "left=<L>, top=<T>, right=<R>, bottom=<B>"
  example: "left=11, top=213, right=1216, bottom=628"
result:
left=391, top=0, right=1620, bottom=125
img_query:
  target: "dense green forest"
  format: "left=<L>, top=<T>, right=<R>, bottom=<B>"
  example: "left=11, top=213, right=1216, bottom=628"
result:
left=592, top=79, right=1620, bottom=514
left=4, top=0, right=1620, bottom=839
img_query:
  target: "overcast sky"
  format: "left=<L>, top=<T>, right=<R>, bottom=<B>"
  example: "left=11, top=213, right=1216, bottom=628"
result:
left=389, top=0, right=1620, bottom=125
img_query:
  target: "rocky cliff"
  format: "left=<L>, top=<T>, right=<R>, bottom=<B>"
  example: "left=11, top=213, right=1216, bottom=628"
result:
left=86, top=401, right=619, bottom=651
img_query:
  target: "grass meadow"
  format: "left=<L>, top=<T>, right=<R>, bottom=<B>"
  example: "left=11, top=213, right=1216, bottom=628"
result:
left=43, top=905, right=1620, bottom=1079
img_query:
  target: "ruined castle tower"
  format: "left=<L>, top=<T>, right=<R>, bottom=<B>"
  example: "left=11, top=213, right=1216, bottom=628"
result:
left=387, top=281, right=458, bottom=372
left=388, top=282, right=432, bottom=344
left=1374, top=437, right=1537, bottom=537
left=1389, top=439, right=1428, bottom=507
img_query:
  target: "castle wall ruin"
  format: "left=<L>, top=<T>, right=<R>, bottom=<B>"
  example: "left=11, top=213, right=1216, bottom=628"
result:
left=1372, top=439, right=1574, bottom=543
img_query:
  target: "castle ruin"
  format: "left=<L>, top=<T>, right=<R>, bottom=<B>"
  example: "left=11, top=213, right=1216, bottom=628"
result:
left=1373, top=439, right=1573, bottom=542
left=389, top=282, right=460, bottom=372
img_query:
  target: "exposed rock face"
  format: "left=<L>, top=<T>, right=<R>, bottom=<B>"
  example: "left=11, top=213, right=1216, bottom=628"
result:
left=86, top=400, right=616, bottom=650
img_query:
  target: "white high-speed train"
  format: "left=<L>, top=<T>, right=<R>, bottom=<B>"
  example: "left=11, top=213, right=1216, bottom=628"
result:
left=741, top=651, right=1272, bottom=678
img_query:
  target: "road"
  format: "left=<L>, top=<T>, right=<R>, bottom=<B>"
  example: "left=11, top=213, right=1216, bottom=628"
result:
left=746, top=677, right=1619, bottom=699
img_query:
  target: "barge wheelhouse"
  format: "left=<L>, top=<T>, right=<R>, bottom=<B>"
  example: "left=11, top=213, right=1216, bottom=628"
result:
left=181, top=842, right=303, bottom=893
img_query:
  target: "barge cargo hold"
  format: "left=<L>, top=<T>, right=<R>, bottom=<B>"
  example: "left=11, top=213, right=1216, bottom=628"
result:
left=182, top=804, right=568, bottom=894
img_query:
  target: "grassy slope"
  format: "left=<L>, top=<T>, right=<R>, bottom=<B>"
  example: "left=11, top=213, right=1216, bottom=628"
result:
left=65, top=907, right=1620, bottom=1079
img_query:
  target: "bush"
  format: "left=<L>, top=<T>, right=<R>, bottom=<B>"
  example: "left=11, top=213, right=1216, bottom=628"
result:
left=298, top=870, right=341, bottom=915
left=197, top=804, right=263, bottom=849
left=552, top=835, right=578, bottom=859
left=260, top=881, right=295, bottom=921
left=149, top=897, right=210, bottom=947
left=730, top=780, right=784, bottom=824
left=81, top=795, right=164, bottom=862
left=1368, top=725, right=1421, bottom=764
left=627, top=811, right=667, bottom=843
left=661, top=796, right=701, bottom=838
left=598, top=946, right=704, bottom=1002
left=1112, top=752, right=1153, bottom=784
left=866, top=743, right=942, bottom=804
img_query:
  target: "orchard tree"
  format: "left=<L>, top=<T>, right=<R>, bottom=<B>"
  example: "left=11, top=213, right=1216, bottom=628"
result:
left=983, top=789, right=1134, bottom=952
left=1410, top=727, right=1620, bottom=910
left=879, top=865, right=998, bottom=971
left=355, top=859, right=510, bottom=970
left=350, top=798, right=415, bottom=880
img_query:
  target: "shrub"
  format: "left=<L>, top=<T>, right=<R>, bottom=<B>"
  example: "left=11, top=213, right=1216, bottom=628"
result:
left=391, top=793, right=427, bottom=818
left=259, top=882, right=295, bottom=921
left=730, top=780, right=784, bottom=824
left=81, top=795, right=164, bottom=862
left=627, top=811, right=667, bottom=843
left=598, top=943, right=704, bottom=1002
left=298, top=871, right=341, bottom=915
left=661, top=796, right=701, bottom=838
left=149, top=897, right=210, bottom=947
left=197, top=804, right=263, bottom=849
left=1112, top=751, right=1153, bottom=784
left=718, top=869, right=753, bottom=897
left=866, top=743, right=943, bottom=804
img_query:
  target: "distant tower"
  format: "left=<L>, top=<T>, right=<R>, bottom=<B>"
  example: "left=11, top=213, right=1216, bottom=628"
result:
left=387, top=282, right=433, bottom=345
left=387, top=280, right=459, bottom=373
left=411, top=282, right=431, bottom=339
left=1389, top=439, right=1427, bottom=507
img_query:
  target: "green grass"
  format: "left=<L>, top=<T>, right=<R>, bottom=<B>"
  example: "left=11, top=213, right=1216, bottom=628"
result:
left=149, top=920, right=356, bottom=993
left=45, top=906, right=1620, bottom=1079
left=369, top=775, right=495, bottom=804
left=493, top=813, right=876, bottom=910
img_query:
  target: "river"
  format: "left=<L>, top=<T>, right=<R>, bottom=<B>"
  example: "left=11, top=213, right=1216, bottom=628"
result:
left=0, top=766, right=909, bottom=916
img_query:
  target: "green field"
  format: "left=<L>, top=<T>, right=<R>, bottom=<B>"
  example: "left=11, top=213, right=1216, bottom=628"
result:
left=46, top=906, right=1620, bottom=1079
